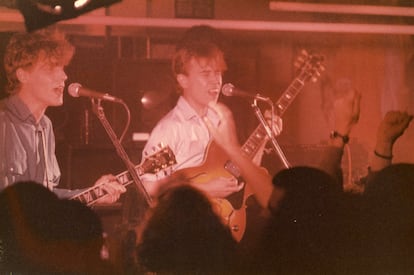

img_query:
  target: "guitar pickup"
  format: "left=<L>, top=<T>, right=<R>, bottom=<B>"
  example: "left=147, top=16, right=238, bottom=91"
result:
left=224, top=160, right=242, bottom=180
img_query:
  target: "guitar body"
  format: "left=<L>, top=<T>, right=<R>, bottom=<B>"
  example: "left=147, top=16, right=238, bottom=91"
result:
left=175, top=141, right=253, bottom=242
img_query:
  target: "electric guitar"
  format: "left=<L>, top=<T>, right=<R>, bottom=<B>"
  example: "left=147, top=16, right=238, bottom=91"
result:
left=174, top=50, right=324, bottom=242
left=71, top=144, right=176, bottom=206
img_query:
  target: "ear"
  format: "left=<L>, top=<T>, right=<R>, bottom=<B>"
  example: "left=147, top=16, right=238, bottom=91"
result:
left=16, top=68, right=28, bottom=83
left=176, top=74, right=188, bottom=89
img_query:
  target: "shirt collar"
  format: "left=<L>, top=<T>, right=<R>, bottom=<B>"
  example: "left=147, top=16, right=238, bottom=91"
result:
left=176, top=96, right=219, bottom=123
left=5, top=94, right=47, bottom=127
left=176, top=96, right=198, bottom=120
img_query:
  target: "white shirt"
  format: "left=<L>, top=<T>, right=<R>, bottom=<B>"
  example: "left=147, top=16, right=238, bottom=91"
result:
left=140, top=96, right=220, bottom=181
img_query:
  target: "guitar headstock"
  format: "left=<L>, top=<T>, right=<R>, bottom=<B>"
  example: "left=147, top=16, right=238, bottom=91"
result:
left=294, top=49, right=325, bottom=83
left=141, top=144, right=177, bottom=174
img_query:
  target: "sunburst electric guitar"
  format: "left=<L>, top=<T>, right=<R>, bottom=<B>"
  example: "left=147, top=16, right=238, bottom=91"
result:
left=175, top=50, right=324, bottom=241
left=71, top=145, right=176, bottom=206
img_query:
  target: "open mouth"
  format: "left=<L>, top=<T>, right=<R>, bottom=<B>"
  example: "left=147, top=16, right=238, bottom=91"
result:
left=208, top=88, right=220, bottom=96
left=54, top=86, right=64, bottom=96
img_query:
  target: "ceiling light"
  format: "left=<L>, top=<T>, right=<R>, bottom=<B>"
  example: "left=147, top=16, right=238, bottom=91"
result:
left=16, top=0, right=121, bottom=32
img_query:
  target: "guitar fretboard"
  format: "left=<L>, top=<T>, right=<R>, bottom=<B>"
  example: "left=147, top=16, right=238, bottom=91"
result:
left=276, top=77, right=305, bottom=116
left=242, top=124, right=268, bottom=159
left=72, top=166, right=144, bottom=206
left=70, top=146, right=176, bottom=206
left=241, top=71, right=308, bottom=160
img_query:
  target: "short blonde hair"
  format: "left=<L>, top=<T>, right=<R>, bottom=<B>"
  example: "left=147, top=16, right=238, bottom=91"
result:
left=4, top=27, right=74, bottom=94
left=172, top=42, right=227, bottom=94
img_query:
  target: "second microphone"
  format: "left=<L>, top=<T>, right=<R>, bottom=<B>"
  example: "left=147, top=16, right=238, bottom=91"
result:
left=68, top=83, right=123, bottom=103
left=221, top=83, right=270, bottom=101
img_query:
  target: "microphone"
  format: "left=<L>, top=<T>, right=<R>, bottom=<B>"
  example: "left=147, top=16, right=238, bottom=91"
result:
left=221, top=83, right=270, bottom=101
left=68, top=83, right=123, bottom=103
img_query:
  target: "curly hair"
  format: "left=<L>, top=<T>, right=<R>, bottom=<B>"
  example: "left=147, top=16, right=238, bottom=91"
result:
left=3, top=27, right=74, bottom=94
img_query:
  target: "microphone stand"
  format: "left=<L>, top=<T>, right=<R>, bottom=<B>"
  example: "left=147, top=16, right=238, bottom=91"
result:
left=90, top=98, right=153, bottom=207
left=251, top=98, right=291, bottom=169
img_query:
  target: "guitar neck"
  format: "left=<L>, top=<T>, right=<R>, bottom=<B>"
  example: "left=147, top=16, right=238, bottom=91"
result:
left=241, top=73, right=307, bottom=159
left=275, top=76, right=306, bottom=116
left=241, top=124, right=268, bottom=159
left=70, top=145, right=176, bottom=206
left=71, top=165, right=144, bottom=206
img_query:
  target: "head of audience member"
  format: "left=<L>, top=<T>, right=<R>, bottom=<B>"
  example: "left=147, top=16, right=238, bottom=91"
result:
left=3, top=27, right=74, bottom=107
left=136, top=182, right=239, bottom=274
left=0, top=181, right=110, bottom=274
left=0, top=180, right=60, bottom=270
left=255, top=166, right=346, bottom=274
left=361, top=163, right=414, bottom=273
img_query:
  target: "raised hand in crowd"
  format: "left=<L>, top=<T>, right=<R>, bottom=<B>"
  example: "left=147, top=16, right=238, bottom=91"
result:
left=319, top=86, right=361, bottom=182
left=370, top=110, right=413, bottom=172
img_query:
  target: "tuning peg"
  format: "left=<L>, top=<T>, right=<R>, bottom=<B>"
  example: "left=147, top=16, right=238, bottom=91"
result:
left=296, top=55, right=305, bottom=63
left=300, top=49, right=309, bottom=57
left=319, top=64, right=326, bottom=72
left=162, top=169, right=171, bottom=176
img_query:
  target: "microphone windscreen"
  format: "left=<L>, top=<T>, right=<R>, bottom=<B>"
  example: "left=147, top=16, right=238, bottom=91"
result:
left=221, top=83, right=235, bottom=97
left=68, top=83, right=82, bottom=98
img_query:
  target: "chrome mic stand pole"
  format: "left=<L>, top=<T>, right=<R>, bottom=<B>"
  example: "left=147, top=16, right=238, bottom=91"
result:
left=251, top=98, right=291, bottom=169
left=90, top=98, right=153, bottom=207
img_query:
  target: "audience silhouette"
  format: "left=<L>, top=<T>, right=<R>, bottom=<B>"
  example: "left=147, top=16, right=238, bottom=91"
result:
left=135, top=181, right=240, bottom=274
left=250, top=166, right=346, bottom=274
left=0, top=181, right=114, bottom=274
left=361, top=163, right=414, bottom=274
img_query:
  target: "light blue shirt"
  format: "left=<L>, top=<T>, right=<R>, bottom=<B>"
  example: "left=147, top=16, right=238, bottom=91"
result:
left=0, top=95, right=82, bottom=198
left=0, top=95, right=61, bottom=190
